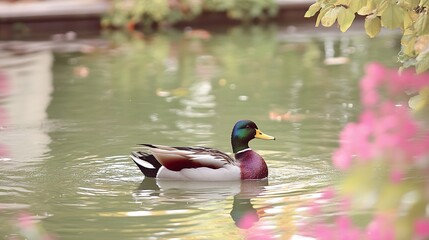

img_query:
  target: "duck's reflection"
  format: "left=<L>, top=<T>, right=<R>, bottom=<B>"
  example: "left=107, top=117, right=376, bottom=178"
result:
left=230, top=196, right=259, bottom=229
left=134, top=178, right=268, bottom=229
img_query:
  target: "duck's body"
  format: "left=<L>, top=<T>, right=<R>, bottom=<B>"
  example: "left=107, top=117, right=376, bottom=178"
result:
left=130, top=120, right=275, bottom=181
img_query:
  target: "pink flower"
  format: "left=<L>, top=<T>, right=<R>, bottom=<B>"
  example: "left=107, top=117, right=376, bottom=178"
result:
left=309, top=216, right=363, bottom=240
left=366, top=214, right=395, bottom=240
left=365, top=63, right=387, bottom=82
left=333, top=148, right=352, bottom=170
left=309, top=62, right=429, bottom=240
left=336, top=215, right=363, bottom=239
left=414, top=218, right=429, bottom=238
left=359, top=63, right=386, bottom=105
left=359, top=63, right=429, bottom=107
left=361, top=89, right=379, bottom=107
left=389, top=68, right=429, bottom=93
left=389, top=169, right=404, bottom=183
left=311, top=224, right=335, bottom=240
left=333, top=113, right=377, bottom=170
left=320, top=187, right=336, bottom=200
left=238, top=212, right=259, bottom=229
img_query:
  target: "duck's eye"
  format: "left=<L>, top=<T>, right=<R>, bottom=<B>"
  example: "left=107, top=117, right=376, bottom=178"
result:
left=245, top=125, right=250, bottom=128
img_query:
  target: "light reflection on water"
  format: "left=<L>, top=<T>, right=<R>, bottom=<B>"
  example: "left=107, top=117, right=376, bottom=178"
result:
left=0, top=25, right=400, bottom=239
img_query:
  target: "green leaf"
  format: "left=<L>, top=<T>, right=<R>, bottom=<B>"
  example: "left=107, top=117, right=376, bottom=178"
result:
left=338, top=7, right=356, bottom=32
left=304, top=2, right=321, bottom=18
left=404, top=0, right=420, bottom=9
left=415, top=13, right=429, bottom=36
left=403, top=11, right=414, bottom=29
left=373, top=0, right=386, bottom=5
left=401, top=33, right=416, bottom=56
left=321, top=7, right=340, bottom=27
left=416, top=49, right=429, bottom=73
left=365, top=15, right=382, bottom=37
left=316, top=6, right=331, bottom=27
left=349, top=0, right=367, bottom=12
left=358, top=5, right=374, bottom=16
left=381, top=3, right=405, bottom=29
left=420, top=0, right=429, bottom=7
left=375, top=0, right=389, bottom=16
left=336, top=0, right=351, bottom=5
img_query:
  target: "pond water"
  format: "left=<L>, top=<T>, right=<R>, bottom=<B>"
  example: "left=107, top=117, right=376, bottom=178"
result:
left=0, top=25, right=400, bottom=239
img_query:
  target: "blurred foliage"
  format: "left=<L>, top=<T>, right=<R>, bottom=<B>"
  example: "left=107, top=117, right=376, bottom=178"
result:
left=305, top=0, right=429, bottom=73
left=102, top=0, right=278, bottom=31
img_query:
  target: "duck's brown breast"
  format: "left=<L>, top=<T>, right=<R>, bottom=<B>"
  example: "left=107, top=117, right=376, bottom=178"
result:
left=235, top=150, right=268, bottom=180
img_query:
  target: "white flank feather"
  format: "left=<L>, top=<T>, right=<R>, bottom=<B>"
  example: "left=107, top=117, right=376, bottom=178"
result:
left=130, top=155, right=155, bottom=169
left=157, top=165, right=240, bottom=181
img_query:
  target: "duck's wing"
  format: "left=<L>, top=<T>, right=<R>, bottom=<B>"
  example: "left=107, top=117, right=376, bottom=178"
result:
left=140, top=144, right=236, bottom=171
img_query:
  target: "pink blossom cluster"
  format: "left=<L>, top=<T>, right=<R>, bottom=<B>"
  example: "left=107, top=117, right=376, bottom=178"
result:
left=302, top=63, right=429, bottom=240
left=360, top=63, right=429, bottom=107
left=303, top=188, right=429, bottom=239
left=306, top=215, right=429, bottom=240
left=333, top=63, right=429, bottom=171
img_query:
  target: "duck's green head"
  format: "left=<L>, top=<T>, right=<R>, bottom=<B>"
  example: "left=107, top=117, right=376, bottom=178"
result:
left=231, top=120, right=275, bottom=153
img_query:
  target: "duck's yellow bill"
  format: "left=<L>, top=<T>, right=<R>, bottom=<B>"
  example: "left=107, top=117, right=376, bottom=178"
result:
left=255, top=129, right=276, bottom=140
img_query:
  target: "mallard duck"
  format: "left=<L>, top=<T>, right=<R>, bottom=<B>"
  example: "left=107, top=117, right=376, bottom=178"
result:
left=130, top=120, right=275, bottom=181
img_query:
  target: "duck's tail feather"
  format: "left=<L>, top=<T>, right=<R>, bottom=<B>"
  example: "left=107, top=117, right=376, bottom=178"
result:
left=130, top=151, right=162, bottom=178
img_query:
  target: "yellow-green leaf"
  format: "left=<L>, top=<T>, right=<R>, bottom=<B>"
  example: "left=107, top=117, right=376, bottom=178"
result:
left=420, top=0, right=429, bottom=7
left=304, top=2, right=321, bottom=18
left=321, top=7, right=340, bottom=27
left=415, top=13, right=429, bottom=36
left=375, top=0, right=389, bottom=16
left=403, top=0, right=420, bottom=9
left=381, top=3, right=405, bottom=30
left=373, top=0, right=386, bottom=6
left=401, top=33, right=416, bottom=56
left=409, top=87, right=429, bottom=111
left=338, top=7, right=356, bottom=32
left=336, top=0, right=351, bottom=5
left=349, top=0, right=367, bottom=12
left=365, top=15, right=382, bottom=37
left=416, top=50, right=429, bottom=73
left=403, top=11, right=414, bottom=29
left=358, top=5, right=374, bottom=15
left=316, top=6, right=331, bottom=27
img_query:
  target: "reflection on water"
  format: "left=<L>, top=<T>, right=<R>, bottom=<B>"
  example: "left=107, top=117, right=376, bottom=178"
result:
left=0, top=25, right=400, bottom=239
left=0, top=49, right=52, bottom=171
left=0, top=50, right=53, bottom=170
left=0, top=49, right=53, bottom=240
left=136, top=178, right=268, bottom=229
